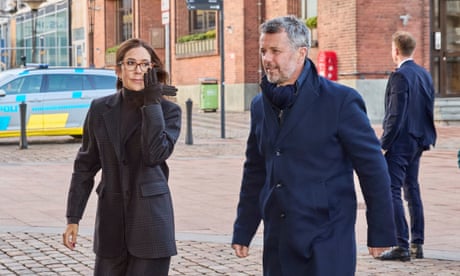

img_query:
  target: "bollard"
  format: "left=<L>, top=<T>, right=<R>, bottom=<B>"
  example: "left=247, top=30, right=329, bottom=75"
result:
left=458, top=149, right=460, bottom=169
left=185, top=98, right=193, bottom=145
left=19, top=101, right=28, bottom=149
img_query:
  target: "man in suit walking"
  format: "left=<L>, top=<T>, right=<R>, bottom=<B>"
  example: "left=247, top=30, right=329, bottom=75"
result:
left=232, top=15, right=396, bottom=275
left=379, top=31, right=437, bottom=261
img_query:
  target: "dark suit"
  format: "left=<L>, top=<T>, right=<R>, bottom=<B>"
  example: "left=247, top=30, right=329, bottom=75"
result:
left=233, top=60, right=396, bottom=275
left=66, top=91, right=181, bottom=260
left=381, top=60, right=436, bottom=249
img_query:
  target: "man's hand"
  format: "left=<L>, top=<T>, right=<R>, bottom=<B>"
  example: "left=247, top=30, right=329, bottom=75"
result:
left=232, top=244, right=249, bottom=258
left=143, top=68, right=177, bottom=105
left=63, top=224, right=79, bottom=250
left=368, top=246, right=391, bottom=258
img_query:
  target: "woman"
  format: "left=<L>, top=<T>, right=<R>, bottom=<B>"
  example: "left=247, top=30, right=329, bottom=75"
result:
left=63, top=38, right=181, bottom=275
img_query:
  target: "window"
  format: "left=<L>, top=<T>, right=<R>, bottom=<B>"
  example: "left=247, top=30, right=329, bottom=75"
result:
left=44, top=74, right=116, bottom=92
left=301, top=0, right=317, bottom=19
left=85, top=75, right=117, bottom=90
left=13, top=2, right=70, bottom=67
left=46, top=74, right=83, bottom=91
left=0, top=75, right=42, bottom=94
left=190, top=10, right=216, bottom=34
left=117, top=0, right=133, bottom=43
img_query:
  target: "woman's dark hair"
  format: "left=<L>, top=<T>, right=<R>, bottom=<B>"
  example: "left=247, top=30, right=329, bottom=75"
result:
left=115, top=38, right=169, bottom=89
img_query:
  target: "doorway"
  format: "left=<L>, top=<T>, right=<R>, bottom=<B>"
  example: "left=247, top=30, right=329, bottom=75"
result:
left=432, top=0, right=460, bottom=96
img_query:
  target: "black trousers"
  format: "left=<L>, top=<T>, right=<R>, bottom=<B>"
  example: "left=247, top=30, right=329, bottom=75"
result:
left=94, top=252, right=171, bottom=276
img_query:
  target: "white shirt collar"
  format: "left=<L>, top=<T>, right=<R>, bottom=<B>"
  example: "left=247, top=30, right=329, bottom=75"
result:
left=397, top=58, right=413, bottom=68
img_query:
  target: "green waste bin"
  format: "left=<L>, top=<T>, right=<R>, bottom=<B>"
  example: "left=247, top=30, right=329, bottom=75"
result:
left=200, top=78, right=218, bottom=112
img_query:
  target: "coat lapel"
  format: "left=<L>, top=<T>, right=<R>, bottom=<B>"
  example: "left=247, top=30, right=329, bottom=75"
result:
left=103, top=93, right=123, bottom=161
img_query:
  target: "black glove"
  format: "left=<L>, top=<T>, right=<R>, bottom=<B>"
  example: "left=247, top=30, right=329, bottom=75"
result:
left=143, top=68, right=178, bottom=105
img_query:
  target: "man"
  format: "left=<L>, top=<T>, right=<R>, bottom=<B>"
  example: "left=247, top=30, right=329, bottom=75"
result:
left=379, top=31, right=436, bottom=261
left=232, top=15, right=397, bottom=275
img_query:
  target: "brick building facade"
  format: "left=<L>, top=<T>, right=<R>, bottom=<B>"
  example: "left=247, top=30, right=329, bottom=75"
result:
left=93, top=0, right=459, bottom=121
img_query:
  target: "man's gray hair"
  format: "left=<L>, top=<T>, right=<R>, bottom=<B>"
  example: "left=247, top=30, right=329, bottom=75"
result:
left=260, top=15, right=311, bottom=49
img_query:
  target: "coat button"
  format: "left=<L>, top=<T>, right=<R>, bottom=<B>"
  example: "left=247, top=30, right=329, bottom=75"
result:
left=275, top=183, right=283, bottom=188
left=280, top=213, right=286, bottom=219
left=275, top=149, right=281, bottom=156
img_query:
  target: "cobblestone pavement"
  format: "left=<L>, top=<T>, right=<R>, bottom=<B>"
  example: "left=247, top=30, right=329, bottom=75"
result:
left=1, top=109, right=460, bottom=275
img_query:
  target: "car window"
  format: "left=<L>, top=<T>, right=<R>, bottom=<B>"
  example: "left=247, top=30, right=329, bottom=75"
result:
left=0, top=78, right=22, bottom=94
left=47, top=74, right=84, bottom=92
left=0, top=75, right=42, bottom=94
left=84, top=75, right=117, bottom=90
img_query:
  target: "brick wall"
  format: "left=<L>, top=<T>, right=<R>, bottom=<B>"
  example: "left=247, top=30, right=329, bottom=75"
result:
left=93, top=0, right=109, bottom=67
left=171, top=0, right=262, bottom=85
left=318, top=0, right=358, bottom=78
left=318, top=0, right=431, bottom=80
left=137, top=0, right=165, bottom=62
left=96, top=0, right=431, bottom=82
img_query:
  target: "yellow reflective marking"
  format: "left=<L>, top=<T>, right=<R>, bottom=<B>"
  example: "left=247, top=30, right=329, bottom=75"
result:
left=42, top=113, right=69, bottom=128
left=27, top=113, right=69, bottom=129
left=27, top=114, right=43, bottom=129
left=0, top=127, right=82, bottom=138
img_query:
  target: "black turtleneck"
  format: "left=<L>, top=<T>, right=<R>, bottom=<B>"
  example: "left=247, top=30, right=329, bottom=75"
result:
left=121, top=88, right=144, bottom=143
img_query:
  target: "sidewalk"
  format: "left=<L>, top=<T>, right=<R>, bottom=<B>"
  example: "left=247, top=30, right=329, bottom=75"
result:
left=0, top=109, right=459, bottom=275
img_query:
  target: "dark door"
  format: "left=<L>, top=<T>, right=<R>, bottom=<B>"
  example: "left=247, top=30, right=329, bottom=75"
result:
left=432, top=0, right=460, bottom=96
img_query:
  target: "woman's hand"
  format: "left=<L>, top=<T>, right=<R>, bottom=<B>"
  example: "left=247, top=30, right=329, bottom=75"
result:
left=143, top=68, right=177, bottom=105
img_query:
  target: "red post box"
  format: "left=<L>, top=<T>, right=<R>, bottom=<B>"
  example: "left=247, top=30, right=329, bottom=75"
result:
left=317, top=51, right=338, bottom=81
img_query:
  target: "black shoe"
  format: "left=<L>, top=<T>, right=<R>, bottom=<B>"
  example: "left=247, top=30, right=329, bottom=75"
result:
left=410, top=243, right=424, bottom=259
left=378, top=247, right=411, bottom=262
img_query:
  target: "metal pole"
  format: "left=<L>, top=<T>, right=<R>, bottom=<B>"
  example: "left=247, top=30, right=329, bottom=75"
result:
left=219, top=4, right=225, bottom=138
left=185, top=99, right=193, bottom=145
left=19, top=101, right=28, bottom=149
left=88, top=0, right=95, bottom=67
left=31, top=10, right=37, bottom=63
left=165, top=21, right=170, bottom=84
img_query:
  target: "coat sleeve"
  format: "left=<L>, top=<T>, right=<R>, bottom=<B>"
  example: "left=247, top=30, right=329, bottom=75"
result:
left=337, top=90, right=397, bottom=247
left=66, top=100, right=102, bottom=224
left=232, top=97, right=265, bottom=246
left=140, top=101, right=181, bottom=166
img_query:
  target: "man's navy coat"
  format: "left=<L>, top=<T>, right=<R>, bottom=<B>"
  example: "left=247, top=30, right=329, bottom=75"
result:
left=233, top=60, right=396, bottom=275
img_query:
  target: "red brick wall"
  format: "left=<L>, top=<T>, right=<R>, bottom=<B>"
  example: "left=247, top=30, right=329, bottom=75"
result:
left=104, top=0, right=117, bottom=50
left=170, top=0, right=310, bottom=86
left=171, top=0, right=263, bottom=85
left=99, top=0, right=431, bottom=84
left=318, top=0, right=431, bottom=80
left=318, top=0, right=358, bottom=77
left=138, top=0, right=165, bottom=63
left=93, top=0, right=109, bottom=67
left=356, top=0, right=430, bottom=77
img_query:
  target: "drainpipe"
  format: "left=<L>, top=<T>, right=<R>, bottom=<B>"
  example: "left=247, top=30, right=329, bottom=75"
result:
left=257, top=0, right=265, bottom=82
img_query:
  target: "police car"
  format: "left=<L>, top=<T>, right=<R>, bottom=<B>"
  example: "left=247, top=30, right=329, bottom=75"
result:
left=0, top=65, right=117, bottom=138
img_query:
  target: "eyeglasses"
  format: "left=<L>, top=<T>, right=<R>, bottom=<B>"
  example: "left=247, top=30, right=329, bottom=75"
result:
left=118, top=60, right=153, bottom=72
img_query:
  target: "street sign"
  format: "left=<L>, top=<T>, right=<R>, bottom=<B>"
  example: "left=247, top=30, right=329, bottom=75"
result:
left=186, top=0, right=221, bottom=3
left=186, top=0, right=222, bottom=10
left=186, top=3, right=221, bottom=10
left=162, top=11, right=169, bottom=24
